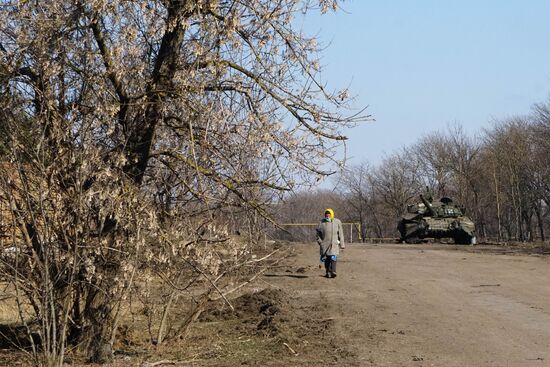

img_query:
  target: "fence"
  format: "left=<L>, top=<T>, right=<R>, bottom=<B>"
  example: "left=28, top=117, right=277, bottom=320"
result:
left=275, top=222, right=363, bottom=243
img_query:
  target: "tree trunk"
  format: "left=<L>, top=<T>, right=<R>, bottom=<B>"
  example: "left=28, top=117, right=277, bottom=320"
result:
left=493, top=168, right=502, bottom=241
left=156, top=281, right=180, bottom=346
left=89, top=320, right=113, bottom=362
left=535, top=201, right=545, bottom=241
left=83, top=287, right=114, bottom=363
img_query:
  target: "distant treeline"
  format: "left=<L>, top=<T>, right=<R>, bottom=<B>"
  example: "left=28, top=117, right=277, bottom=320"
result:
left=271, top=99, right=550, bottom=243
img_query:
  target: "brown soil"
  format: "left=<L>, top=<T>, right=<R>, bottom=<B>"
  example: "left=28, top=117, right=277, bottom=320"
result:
left=2, top=241, right=550, bottom=366
left=272, top=242, right=550, bottom=367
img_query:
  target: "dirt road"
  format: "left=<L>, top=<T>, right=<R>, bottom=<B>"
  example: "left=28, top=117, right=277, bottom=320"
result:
left=267, top=243, right=550, bottom=366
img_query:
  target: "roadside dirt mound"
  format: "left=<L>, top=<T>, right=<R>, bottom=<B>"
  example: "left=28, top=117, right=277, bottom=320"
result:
left=200, top=288, right=289, bottom=337
left=188, top=283, right=356, bottom=367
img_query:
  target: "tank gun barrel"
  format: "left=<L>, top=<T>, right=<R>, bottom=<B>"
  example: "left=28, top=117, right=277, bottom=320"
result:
left=419, top=194, right=436, bottom=216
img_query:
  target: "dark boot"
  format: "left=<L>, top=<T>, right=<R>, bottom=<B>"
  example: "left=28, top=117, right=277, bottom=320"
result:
left=324, top=257, right=331, bottom=277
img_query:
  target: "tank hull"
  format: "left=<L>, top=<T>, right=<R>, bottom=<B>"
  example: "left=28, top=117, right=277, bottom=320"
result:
left=397, top=196, right=476, bottom=245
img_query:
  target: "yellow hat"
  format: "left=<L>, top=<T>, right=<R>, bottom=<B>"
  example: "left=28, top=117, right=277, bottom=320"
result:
left=324, top=208, right=334, bottom=219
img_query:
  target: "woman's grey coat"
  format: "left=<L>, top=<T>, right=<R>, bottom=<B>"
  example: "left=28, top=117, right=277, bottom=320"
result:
left=316, top=218, right=345, bottom=257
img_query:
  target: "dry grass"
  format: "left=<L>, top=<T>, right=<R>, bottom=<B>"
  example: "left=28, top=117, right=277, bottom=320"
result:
left=0, top=242, right=352, bottom=366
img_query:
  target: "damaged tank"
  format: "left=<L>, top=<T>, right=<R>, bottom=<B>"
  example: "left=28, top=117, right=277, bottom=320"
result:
left=397, top=192, right=476, bottom=245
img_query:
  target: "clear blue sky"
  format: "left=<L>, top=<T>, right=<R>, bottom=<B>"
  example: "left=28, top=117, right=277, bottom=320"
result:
left=302, top=0, right=550, bottom=165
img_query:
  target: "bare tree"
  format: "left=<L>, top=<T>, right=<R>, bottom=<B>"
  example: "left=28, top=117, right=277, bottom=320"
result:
left=408, top=132, right=452, bottom=196
left=371, top=151, right=423, bottom=219
left=337, top=162, right=379, bottom=239
left=482, top=118, right=534, bottom=241
left=439, top=124, right=485, bottom=235
left=529, top=100, right=550, bottom=240
left=0, top=1, right=366, bottom=364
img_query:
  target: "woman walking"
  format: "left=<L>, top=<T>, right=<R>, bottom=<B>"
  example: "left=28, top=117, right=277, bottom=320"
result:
left=316, top=208, right=345, bottom=278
